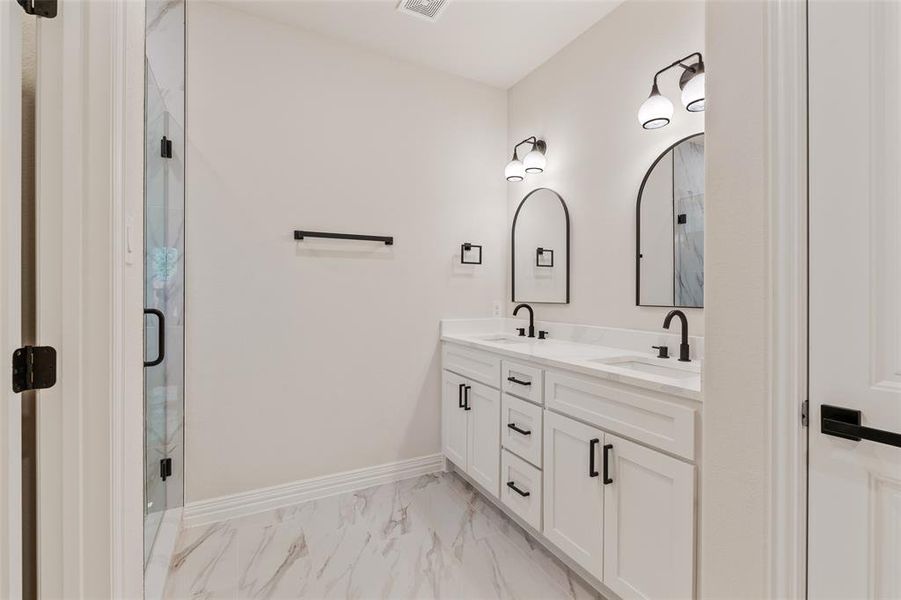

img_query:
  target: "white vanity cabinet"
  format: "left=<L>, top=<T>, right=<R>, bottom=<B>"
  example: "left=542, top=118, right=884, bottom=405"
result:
left=441, top=370, right=501, bottom=497
left=543, top=410, right=606, bottom=579
left=441, top=339, right=700, bottom=599
left=602, top=433, right=695, bottom=600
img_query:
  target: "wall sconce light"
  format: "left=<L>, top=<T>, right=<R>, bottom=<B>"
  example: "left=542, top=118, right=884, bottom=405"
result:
left=638, top=52, right=704, bottom=130
left=506, top=136, right=547, bottom=182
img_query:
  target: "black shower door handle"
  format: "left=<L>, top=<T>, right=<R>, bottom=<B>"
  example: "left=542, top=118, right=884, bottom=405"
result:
left=144, top=308, right=165, bottom=367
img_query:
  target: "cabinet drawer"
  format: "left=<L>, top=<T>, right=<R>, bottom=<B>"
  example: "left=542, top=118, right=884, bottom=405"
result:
left=545, top=370, right=696, bottom=460
left=443, top=344, right=501, bottom=388
left=501, top=450, right=542, bottom=531
left=502, top=394, right=543, bottom=468
left=501, top=360, right=543, bottom=404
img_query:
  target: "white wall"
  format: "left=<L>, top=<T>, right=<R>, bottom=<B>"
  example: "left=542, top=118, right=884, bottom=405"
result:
left=506, top=0, right=705, bottom=334
left=185, top=2, right=507, bottom=502
left=701, top=1, right=770, bottom=597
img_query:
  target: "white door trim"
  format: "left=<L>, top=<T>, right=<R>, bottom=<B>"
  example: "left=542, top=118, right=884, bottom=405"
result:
left=110, top=2, right=146, bottom=598
left=34, top=2, right=144, bottom=597
left=0, top=2, right=23, bottom=597
left=766, top=1, right=808, bottom=598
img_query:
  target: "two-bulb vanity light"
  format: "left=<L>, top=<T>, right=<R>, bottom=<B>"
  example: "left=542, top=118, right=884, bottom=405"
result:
left=505, top=136, right=547, bottom=182
left=638, top=52, right=705, bottom=130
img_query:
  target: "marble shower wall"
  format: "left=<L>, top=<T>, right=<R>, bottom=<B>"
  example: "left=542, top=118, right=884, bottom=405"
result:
left=145, top=0, right=185, bottom=561
left=673, top=137, right=704, bottom=307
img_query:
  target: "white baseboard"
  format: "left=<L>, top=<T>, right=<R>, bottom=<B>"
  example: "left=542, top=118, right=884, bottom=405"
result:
left=182, top=454, right=446, bottom=528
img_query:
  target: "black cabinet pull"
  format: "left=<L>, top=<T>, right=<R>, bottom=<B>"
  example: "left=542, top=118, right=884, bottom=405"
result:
left=507, top=376, right=532, bottom=386
left=589, top=438, right=600, bottom=477
left=143, top=308, right=165, bottom=367
left=821, top=404, right=901, bottom=448
left=507, top=423, right=532, bottom=436
left=506, top=481, right=531, bottom=497
left=464, top=385, right=472, bottom=411
left=603, top=444, right=613, bottom=484
left=458, top=383, right=466, bottom=409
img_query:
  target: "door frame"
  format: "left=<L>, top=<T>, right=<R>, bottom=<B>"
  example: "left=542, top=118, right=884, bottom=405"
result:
left=766, top=0, right=808, bottom=597
left=33, top=1, right=145, bottom=597
left=0, top=2, right=23, bottom=597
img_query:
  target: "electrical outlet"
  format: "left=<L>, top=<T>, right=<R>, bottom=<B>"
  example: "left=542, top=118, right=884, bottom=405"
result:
left=492, top=301, right=502, bottom=317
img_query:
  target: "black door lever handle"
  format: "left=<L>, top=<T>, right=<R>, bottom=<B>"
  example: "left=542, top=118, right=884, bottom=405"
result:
left=821, top=404, right=901, bottom=448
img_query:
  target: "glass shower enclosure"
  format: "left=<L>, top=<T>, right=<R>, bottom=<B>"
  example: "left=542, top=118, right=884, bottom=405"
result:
left=143, top=0, right=185, bottom=570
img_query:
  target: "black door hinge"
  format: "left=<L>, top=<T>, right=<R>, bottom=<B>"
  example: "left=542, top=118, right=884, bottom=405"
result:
left=160, top=136, right=172, bottom=159
left=160, top=458, right=173, bottom=481
left=17, top=0, right=57, bottom=18
left=12, top=346, right=57, bottom=393
left=801, top=399, right=809, bottom=427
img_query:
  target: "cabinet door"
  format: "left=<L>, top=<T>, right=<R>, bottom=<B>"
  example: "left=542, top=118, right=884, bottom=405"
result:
left=466, top=379, right=501, bottom=497
left=603, top=434, right=695, bottom=600
left=441, top=370, right=468, bottom=469
left=543, top=411, right=605, bottom=580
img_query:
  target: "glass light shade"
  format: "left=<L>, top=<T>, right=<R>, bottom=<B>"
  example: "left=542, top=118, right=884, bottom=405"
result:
left=681, top=71, right=705, bottom=112
left=638, top=87, right=673, bottom=130
left=523, top=148, right=546, bottom=174
left=505, top=158, right=525, bottom=182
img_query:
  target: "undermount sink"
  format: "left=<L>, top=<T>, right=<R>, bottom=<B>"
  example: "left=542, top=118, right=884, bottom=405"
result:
left=589, top=356, right=700, bottom=380
left=477, top=334, right=532, bottom=344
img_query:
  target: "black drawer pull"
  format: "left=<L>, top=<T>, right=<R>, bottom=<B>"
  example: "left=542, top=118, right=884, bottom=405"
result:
left=507, top=376, right=532, bottom=386
left=506, top=481, right=531, bottom=497
left=821, top=404, right=901, bottom=448
left=603, top=444, right=613, bottom=485
left=589, top=438, right=600, bottom=477
left=507, top=423, right=532, bottom=436
left=458, top=383, right=466, bottom=409
left=463, top=385, right=472, bottom=411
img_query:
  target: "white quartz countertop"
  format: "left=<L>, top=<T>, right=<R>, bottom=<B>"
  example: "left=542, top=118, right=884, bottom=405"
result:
left=441, top=330, right=702, bottom=402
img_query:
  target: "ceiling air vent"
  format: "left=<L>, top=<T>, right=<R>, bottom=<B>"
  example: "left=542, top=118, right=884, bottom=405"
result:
left=397, top=0, right=449, bottom=22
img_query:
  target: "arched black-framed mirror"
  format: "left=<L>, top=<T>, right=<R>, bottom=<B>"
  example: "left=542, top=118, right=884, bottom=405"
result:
left=512, top=188, right=570, bottom=304
left=636, top=133, right=704, bottom=308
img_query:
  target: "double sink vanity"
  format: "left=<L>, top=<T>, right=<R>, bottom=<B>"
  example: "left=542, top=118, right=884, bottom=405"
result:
left=440, top=314, right=702, bottom=600
left=446, top=132, right=707, bottom=598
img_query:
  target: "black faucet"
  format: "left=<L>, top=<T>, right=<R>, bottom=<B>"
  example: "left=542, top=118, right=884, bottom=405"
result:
left=513, top=303, right=535, bottom=338
left=663, top=309, right=691, bottom=362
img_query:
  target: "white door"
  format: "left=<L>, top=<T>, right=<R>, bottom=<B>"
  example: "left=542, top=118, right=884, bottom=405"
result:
left=466, top=379, right=501, bottom=497
left=543, top=411, right=605, bottom=580
left=809, top=1, right=901, bottom=597
left=442, top=371, right=468, bottom=469
left=603, top=434, right=694, bottom=600
left=0, top=2, right=23, bottom=597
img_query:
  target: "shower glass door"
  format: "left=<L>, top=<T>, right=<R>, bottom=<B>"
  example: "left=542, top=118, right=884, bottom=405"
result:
left=144, top=0, right=185, bottom=570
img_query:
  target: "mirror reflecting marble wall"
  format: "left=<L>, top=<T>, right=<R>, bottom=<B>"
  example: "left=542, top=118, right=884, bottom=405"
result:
left=637, top=134, right=704, bottom=308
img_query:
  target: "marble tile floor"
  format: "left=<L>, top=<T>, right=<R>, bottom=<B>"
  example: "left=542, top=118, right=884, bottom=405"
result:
left=163, top=472, right=603, bottom=600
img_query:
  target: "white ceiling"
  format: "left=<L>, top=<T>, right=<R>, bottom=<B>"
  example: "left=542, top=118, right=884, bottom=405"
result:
left=220, top=0, right=624, bottom=89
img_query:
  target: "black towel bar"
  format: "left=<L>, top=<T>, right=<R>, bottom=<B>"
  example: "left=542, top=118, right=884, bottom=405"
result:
left=294, top=230, right=393, bottom=245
